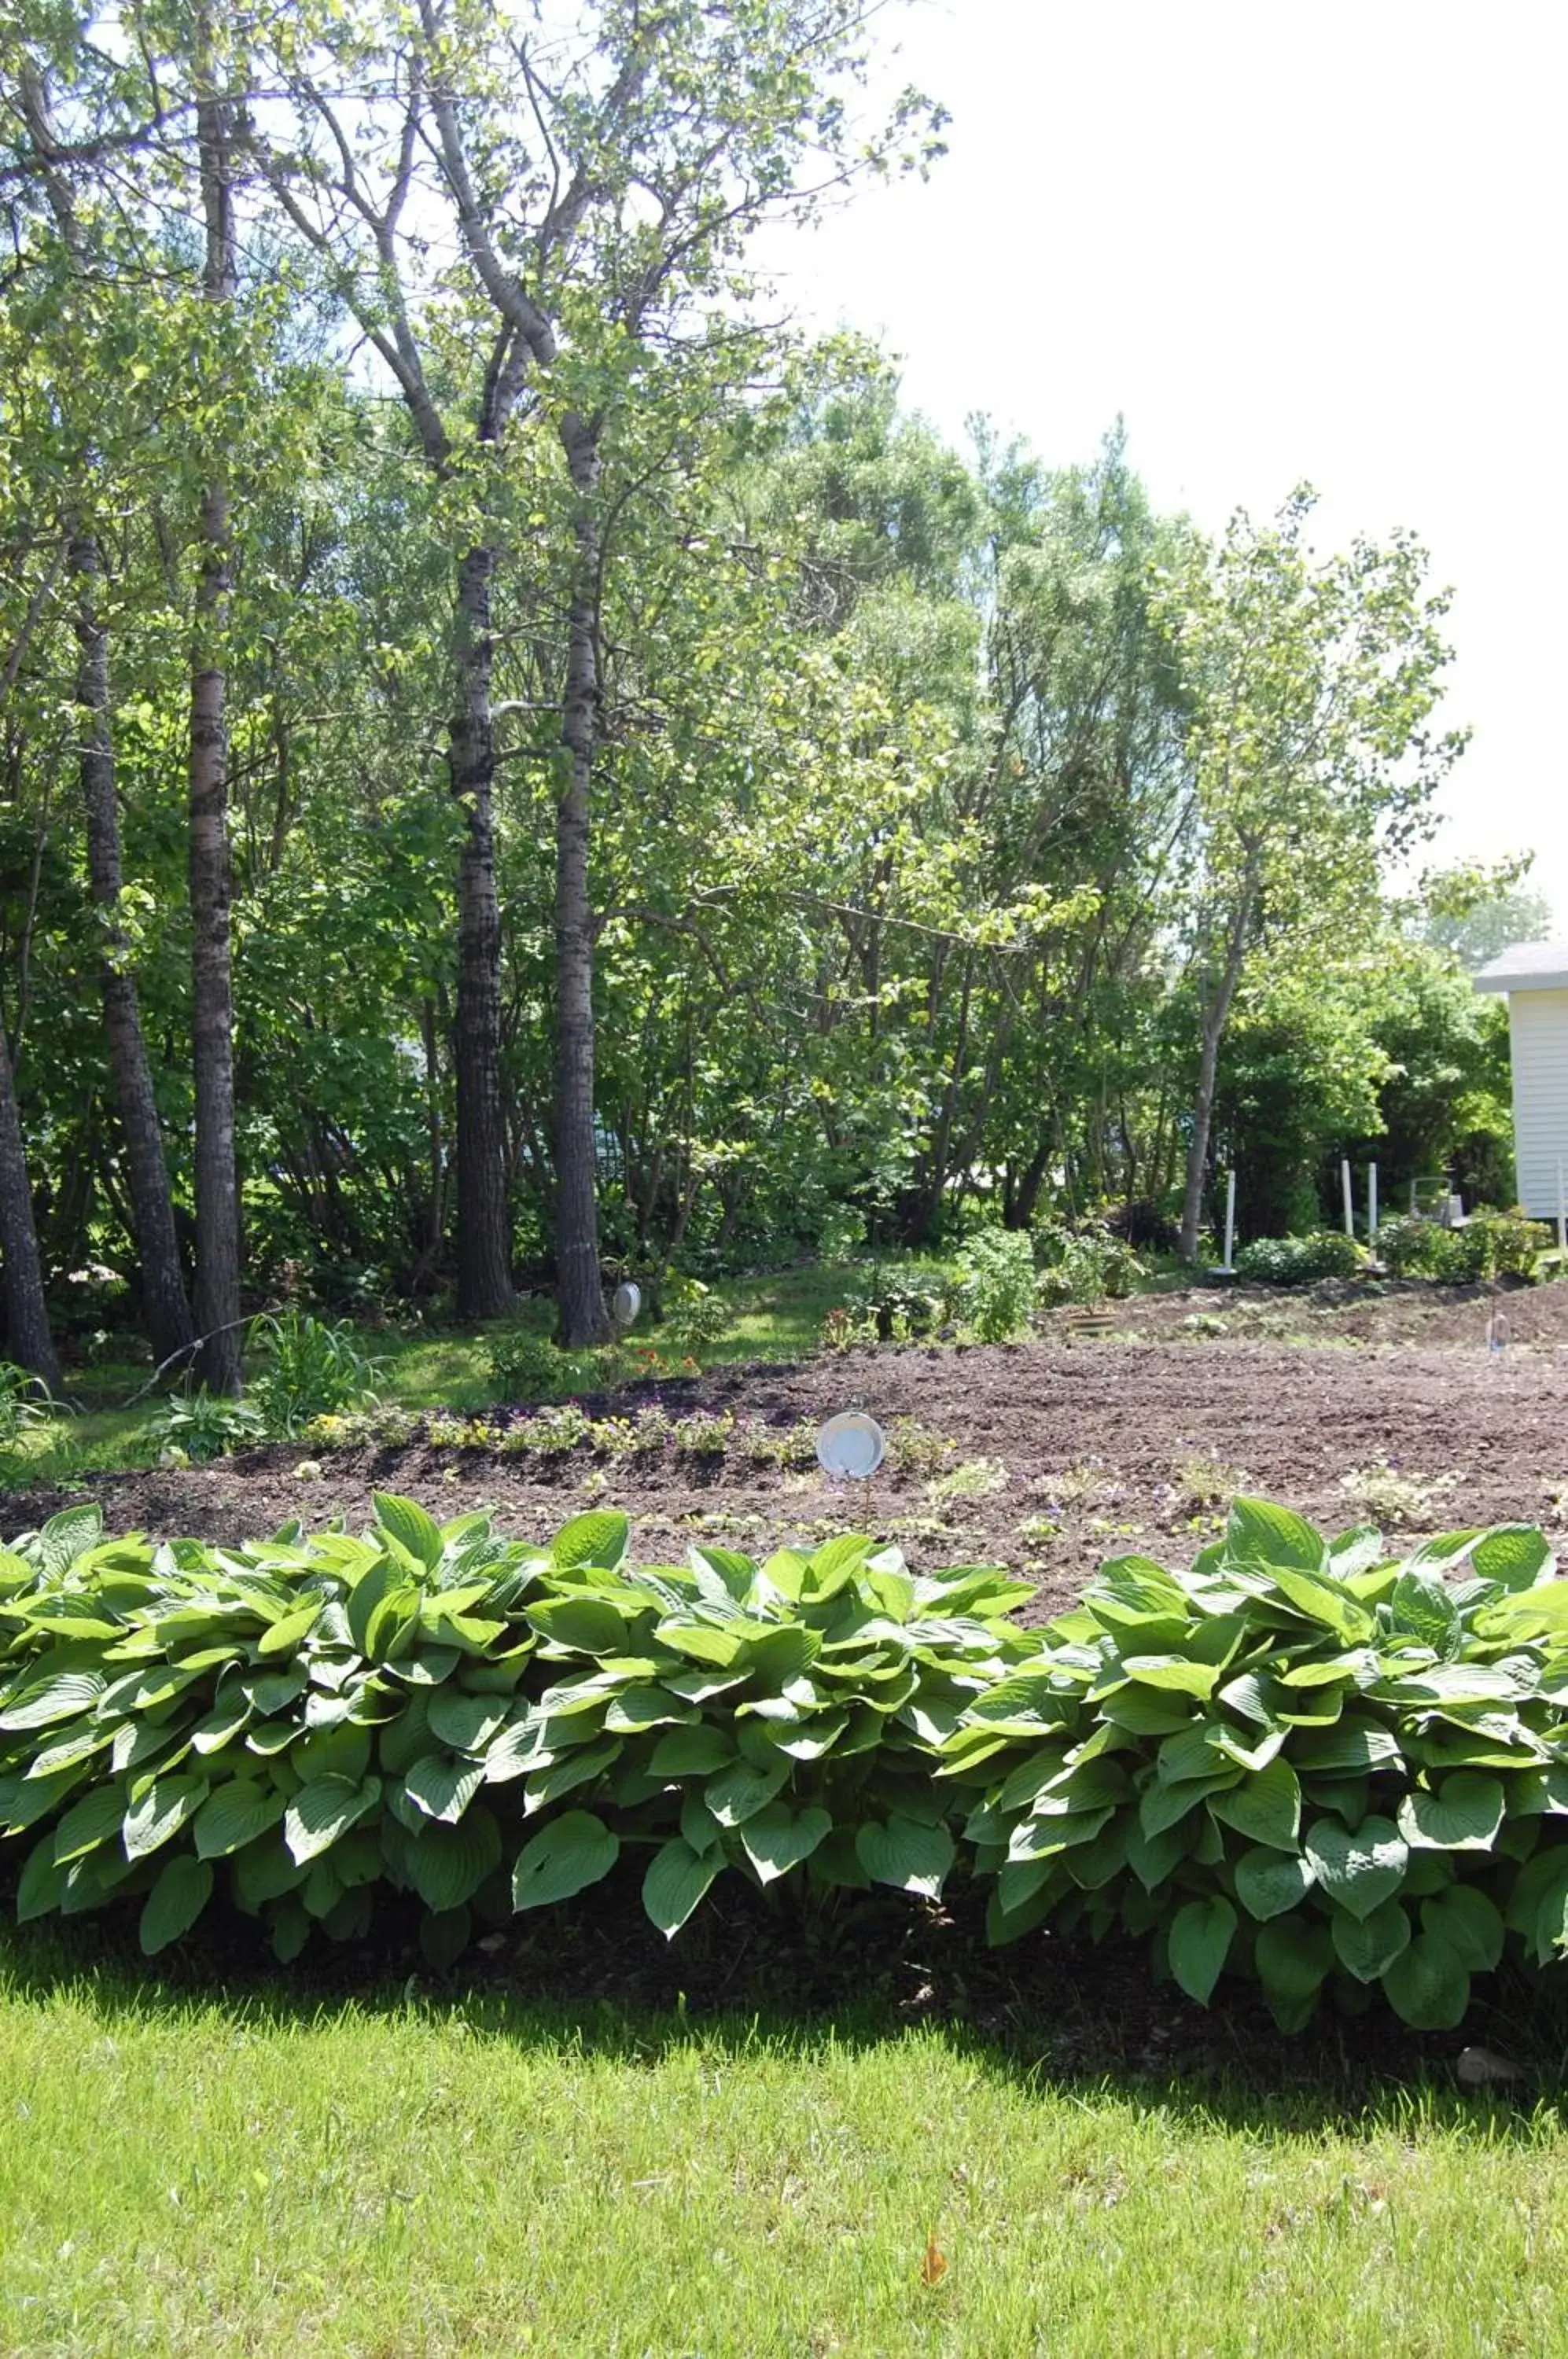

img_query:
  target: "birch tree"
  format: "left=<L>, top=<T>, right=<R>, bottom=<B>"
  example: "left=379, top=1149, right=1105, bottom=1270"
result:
left=1159, top=491, right=1464, bottom=1262
left=249, top=0, right=937, bottom=1339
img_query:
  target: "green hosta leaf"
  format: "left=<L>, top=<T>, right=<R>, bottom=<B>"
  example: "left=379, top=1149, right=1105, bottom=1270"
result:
left=1119, top=1656, right=1218, bottom=1697
left=1331, top=1898, right=1411, bottom=1983
left=403, top=1808, right=502, bottom=1913
left=256, top=1601, right=325, bottom=1658
left=190, top=1694, right=252, bottom=1754
left=296, top=1724, right=373, bottom=1785
left=284, top=1774, right=380, bottom=1865
left=1208, top=1760, right=1301, bottom=1851
left=1291, top=1719, right=1401, bottom=1774
left=1421, top=1884, right=1504, bottom=1971
left=1139, top=1773, right=1234, bottom=1840
left=245, top=1669, right=307, bottom=1715
left=419, top=1905, right=473, bottom=1971
left=1100, top=1687, right=1195, bottom=1736
left=1125, top=1817, right=1190, bottom=1891
left=511, top=1810, right=620, bottom=1911
left=1006, top=1805, right=1114, bottom=1861
left=550, top=1512, right=630, bottom=1571
left=0, top=1672, right=105, bottom=1732
left=51, top=1784, right=128, bottom=1866
left=231, top=1835, right=307, bottom=1908
left=705, top=1756, right=791, bottom=1828
left=604, top=1685, right=700, bottom=1735
left=15, top=1837, right=70, bottom=1922
left=1227, top=1500, right=1325, bottom=1573
left=1255, top=1915, right=1335, bottom=2005
left=140, top=1855, right=213, bottom=1955
left=1389, top=1572, right=1460, bottom=1654
left=1265, top=1566, right=1374, bottom=1644
left=1470, top=1526, right=1553, bottom=1592
left=364, top=1584, right=422, bottom=1662
left=39, top=1504, right=104, bottom=1577
left=193, top=1781, right=286, bottom=1859
left=425, top=1693, right=510, bottom=1752
left=269, top=1897, right=311, bottom=1963
left=1233, top=1845, right=1316, bottom=1920
left=1272, top=1654, right=1371, bottom=1690
left=372, top=1493, right=444, bottom=1572
left=1398, top=1774, right=1506, bottom=1852
left=123, top=1773, right=210, bottom=1861
left=403, top=1754, right=485, bottom=1825
left=855, top=1816, right=955, bottom=1898
left=647, top=1725, right=734, bottom=1777
left=642, top=1837, right=722, bottom=1937
left=1304, top=1815, right=1408, bottom=1922
left=523, top=1739, right=620, bottom=1813
left=654, top=1622, right=744, bottom=1669
left=738, top=1804, right=832, bottom=1885
left=1382, top=1931, right=1470, bottom=2030
left=1167, top=1896, right=1235, bottom=2005
left=735, top=1625, right=822, bottom=1682
left=525, top=1596, right=631, bottom=1654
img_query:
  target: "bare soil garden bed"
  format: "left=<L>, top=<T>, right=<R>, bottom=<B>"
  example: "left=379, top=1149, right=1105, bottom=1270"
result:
left=9, top=1280, right=1568, bottom=1615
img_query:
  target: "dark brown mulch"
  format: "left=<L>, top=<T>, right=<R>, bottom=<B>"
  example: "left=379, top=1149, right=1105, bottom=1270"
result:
left=7, top=1308, right=1568, bottom=1615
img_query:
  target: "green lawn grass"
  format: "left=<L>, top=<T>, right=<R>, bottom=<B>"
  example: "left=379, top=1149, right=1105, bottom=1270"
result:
left=0, top=1933, right=1565, bottom=2358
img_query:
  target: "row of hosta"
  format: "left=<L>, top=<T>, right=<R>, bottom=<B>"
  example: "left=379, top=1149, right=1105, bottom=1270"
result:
left=0, top=1500, right=1036, bottom=1971
left=3, top=1495, right=1568, bottom=2030
left=951, top=1500, right=1568, bottom=2030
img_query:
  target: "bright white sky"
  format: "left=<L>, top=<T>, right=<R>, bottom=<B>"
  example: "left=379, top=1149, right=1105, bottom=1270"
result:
left=760, top=0, right=1566, bottom=927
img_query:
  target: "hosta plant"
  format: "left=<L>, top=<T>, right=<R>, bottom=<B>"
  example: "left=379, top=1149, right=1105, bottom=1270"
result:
left=954, top=1499, right=1568, bottom=2030
left=0, top=1500, right=1031, bottom=1967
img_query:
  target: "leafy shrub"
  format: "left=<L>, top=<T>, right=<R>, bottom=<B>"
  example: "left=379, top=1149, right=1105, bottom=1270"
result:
left=1379, top=1211, right=1548, bottom=1284
left=484, top=1327, right=563, bottom=1400
left=953, top=1229, right=1036, bottom=1341
left=955, top=1500, right=1568, bottom=2031
left=248, top=1312, right=384, bottom=1435
left=836, top=1260, right=951, bottom=1344
left=142, top=1388, right=267, bottom=1463
left=0, top=1500, right=1032, bottom=1965
left=661, top=1277, right=731, bottom=1355
left=1232, top=1231, right=1366, bottom=1286
left=1033, top=1216, right=1146, bottom=1305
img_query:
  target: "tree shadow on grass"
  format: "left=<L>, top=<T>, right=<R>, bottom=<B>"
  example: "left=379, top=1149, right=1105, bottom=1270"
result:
left=3, top=1867, right=1566, bottom=2143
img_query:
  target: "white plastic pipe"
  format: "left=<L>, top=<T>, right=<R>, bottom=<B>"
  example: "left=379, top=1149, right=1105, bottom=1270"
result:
left=1368, top=1162, right=1378, bottom=1252
left=1223, top=1168, right=1237, bottom=1272
left=1342, top=1158, right=1354, bottom=1239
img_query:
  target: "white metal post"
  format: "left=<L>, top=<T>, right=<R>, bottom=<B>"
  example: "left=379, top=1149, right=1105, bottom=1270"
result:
left=1342, top=1158, right=1354, bottom=1239
left=1223, top=1168, right=1236, bottom=1272
left=1368, top=1162, right=1378, bottom=1253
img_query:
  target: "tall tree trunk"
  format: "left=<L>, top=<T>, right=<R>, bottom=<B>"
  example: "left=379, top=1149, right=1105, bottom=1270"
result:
left=450, top=546, right=514, bottom=1319
left=0, top=1025, right=59, bottom=1390
left=553, top=419, right=608, bottom=1346
left=72, top=531, right=195, bottom=1369
left=188, top=69, right=244, bottom=1393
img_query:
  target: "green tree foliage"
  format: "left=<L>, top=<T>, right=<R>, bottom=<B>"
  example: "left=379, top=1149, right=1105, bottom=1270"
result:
left=0, top=9, right=1511, bottom=1356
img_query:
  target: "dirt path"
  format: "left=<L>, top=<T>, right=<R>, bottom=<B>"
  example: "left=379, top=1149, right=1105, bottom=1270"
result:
left=9, top=1316, right=1568, bottom=1617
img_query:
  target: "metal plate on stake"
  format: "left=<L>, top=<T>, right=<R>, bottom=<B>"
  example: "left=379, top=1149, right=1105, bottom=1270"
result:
left=815, top=1411, right=886, bottom=1479
left=610, top=1281, right=642, bottom=1330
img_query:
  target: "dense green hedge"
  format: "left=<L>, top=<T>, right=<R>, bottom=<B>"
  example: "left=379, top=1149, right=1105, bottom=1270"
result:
left=3, top=1496, right=1568, bottom=2030
left=1232, top=1231, right=1366, bottom=1286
